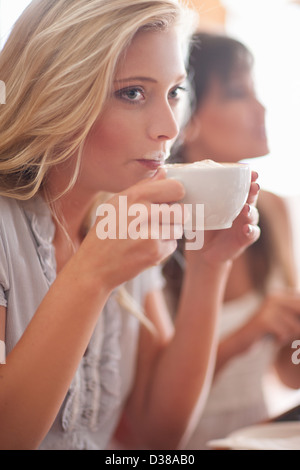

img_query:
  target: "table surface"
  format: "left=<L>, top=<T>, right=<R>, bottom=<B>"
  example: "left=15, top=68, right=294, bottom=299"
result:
left=270, top=403, right=300, bottom=423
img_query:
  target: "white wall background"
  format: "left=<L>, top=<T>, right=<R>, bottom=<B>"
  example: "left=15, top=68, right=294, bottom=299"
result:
left=0, top=0, right=31, bottom=48
left=221, top=0, right=300, bottom=301
left=222, top=0, right=300, bottom=198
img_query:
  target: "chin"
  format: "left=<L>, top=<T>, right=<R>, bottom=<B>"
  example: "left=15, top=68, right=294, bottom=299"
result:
left=249, top=146, right=270, bottom=158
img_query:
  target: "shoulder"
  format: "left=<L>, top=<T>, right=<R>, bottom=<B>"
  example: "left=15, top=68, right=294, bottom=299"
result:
left=0, top=195, right=21, bottom=215
left=0, top=196, right=23, bottom=231
left=258, top=189, right=288, bottom=213
left=0, top=194, right=17, bottom=210
left=258, top=189, right=297, bottom=287
left=258, top=189, right=292, bottom=233
left=0, top=195, right=19, bottom=225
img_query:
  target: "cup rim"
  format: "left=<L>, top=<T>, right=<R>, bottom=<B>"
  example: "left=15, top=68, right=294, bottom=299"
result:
left=163, top=161, right=250, bottom=170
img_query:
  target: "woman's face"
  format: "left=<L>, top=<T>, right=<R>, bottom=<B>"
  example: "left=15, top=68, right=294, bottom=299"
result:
left=80, top=28, right=187, bottom=194
left=185, top=71, right=269, bottom=163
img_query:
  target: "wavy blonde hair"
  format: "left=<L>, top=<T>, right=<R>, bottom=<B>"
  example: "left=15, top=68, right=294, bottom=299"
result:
left=0, top=0, right=195, bottom=200
left=0, top=0, right=196, bottom=330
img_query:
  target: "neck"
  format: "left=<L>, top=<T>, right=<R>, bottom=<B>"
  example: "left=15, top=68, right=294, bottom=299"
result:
left=49, top=188, right=99, bottom=273
left=44, top=183, right=99, bottom=251
left=45, top=165, right=100, bottom=244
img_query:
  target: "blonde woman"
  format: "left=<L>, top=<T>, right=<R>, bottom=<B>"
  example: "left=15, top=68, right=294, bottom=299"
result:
left=0, top=0, right=259, bottom=450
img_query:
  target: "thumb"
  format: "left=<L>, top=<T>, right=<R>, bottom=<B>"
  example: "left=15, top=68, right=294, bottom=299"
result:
left=151, top=167, right=167, bottom=181
left=135, top=167, right=167, bottom=187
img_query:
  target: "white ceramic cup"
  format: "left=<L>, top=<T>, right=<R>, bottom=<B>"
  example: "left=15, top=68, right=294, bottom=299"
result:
left=164, top=160, right=251, bottom=230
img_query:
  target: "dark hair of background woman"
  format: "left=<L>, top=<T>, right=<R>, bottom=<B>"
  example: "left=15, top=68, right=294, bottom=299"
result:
left=163, top=32, right=285, bottom=311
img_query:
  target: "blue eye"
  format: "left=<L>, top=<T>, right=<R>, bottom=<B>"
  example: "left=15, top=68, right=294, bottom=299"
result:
left=115, top=87, right=145, bottom=103
left=168, top=86, right=188, bottom=101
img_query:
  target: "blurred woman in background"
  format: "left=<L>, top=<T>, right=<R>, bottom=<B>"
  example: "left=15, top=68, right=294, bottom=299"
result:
left=163, top=32, right=300, bottom=449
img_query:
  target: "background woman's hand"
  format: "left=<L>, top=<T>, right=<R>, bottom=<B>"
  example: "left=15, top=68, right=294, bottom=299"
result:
left=251, top=291, right=300, bottom=345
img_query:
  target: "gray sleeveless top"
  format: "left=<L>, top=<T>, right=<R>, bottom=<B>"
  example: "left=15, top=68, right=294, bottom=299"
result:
left=0, top=195, right=164, bottom=449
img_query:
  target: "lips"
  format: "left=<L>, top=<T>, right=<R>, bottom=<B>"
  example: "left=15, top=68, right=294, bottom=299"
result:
left=136, top=159, right=163, bottom=170
left=136, top=151, right=167, bottom=170
left=143, top=151, right=167, bottom=161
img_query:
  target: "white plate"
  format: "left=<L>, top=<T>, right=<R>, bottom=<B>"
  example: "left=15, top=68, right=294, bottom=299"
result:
left=207, top=422, right=300, bottom=450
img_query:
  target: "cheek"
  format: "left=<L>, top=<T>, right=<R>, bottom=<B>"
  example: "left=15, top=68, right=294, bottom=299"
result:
left=88, top=115, right=133, bottom=153
left=206, top=107, right=252, bottom=141
left=199, top=108, right=231, bottom=140
left=198, top=107, right=251, bottom=156
left=224, top=104, right=257, bottom=129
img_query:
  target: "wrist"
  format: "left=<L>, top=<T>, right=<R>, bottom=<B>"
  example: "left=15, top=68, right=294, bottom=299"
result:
left=61, top=250, right=113, bottom=302
left=245, top=312, right=268, bottom=342
left=185, top=251, right=232, bottom=278
left=183, top=257, right=232, bottom=314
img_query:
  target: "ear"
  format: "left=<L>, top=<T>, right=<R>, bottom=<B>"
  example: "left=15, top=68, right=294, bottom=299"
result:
left=182, top=113, right=201, bottom=144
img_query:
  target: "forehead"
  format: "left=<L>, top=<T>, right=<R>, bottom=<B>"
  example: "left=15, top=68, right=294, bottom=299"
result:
left=115, top=28, right=186, bottom=82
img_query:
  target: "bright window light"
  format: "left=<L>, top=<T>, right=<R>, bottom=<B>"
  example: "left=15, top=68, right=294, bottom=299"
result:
left=222, top=0, right=300, bottom=197
left=0, top=0, right=31, bottom=48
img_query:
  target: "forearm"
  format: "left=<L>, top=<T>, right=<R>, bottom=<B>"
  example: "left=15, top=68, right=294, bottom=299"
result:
left=135, top=260, right=231, bottom=449
left=0, top=259, right=110, bottom=450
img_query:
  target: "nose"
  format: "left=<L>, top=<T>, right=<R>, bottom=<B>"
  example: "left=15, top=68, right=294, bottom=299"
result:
left=147, top=99, right=179, bottom=142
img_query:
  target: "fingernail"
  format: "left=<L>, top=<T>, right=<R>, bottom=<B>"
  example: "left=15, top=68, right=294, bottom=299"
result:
left=243, top=204, right=251, bottom=215
left=244, top=224, right=253, bottom=235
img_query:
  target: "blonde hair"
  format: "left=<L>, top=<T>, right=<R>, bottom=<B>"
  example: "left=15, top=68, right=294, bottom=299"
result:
left=0, top=0, right=195, bottom=200
left=0, top=0, right=196, bottom=331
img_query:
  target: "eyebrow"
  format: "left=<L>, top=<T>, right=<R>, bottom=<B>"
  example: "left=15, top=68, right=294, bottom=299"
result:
left=114, top=74, right=187, bottom=84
